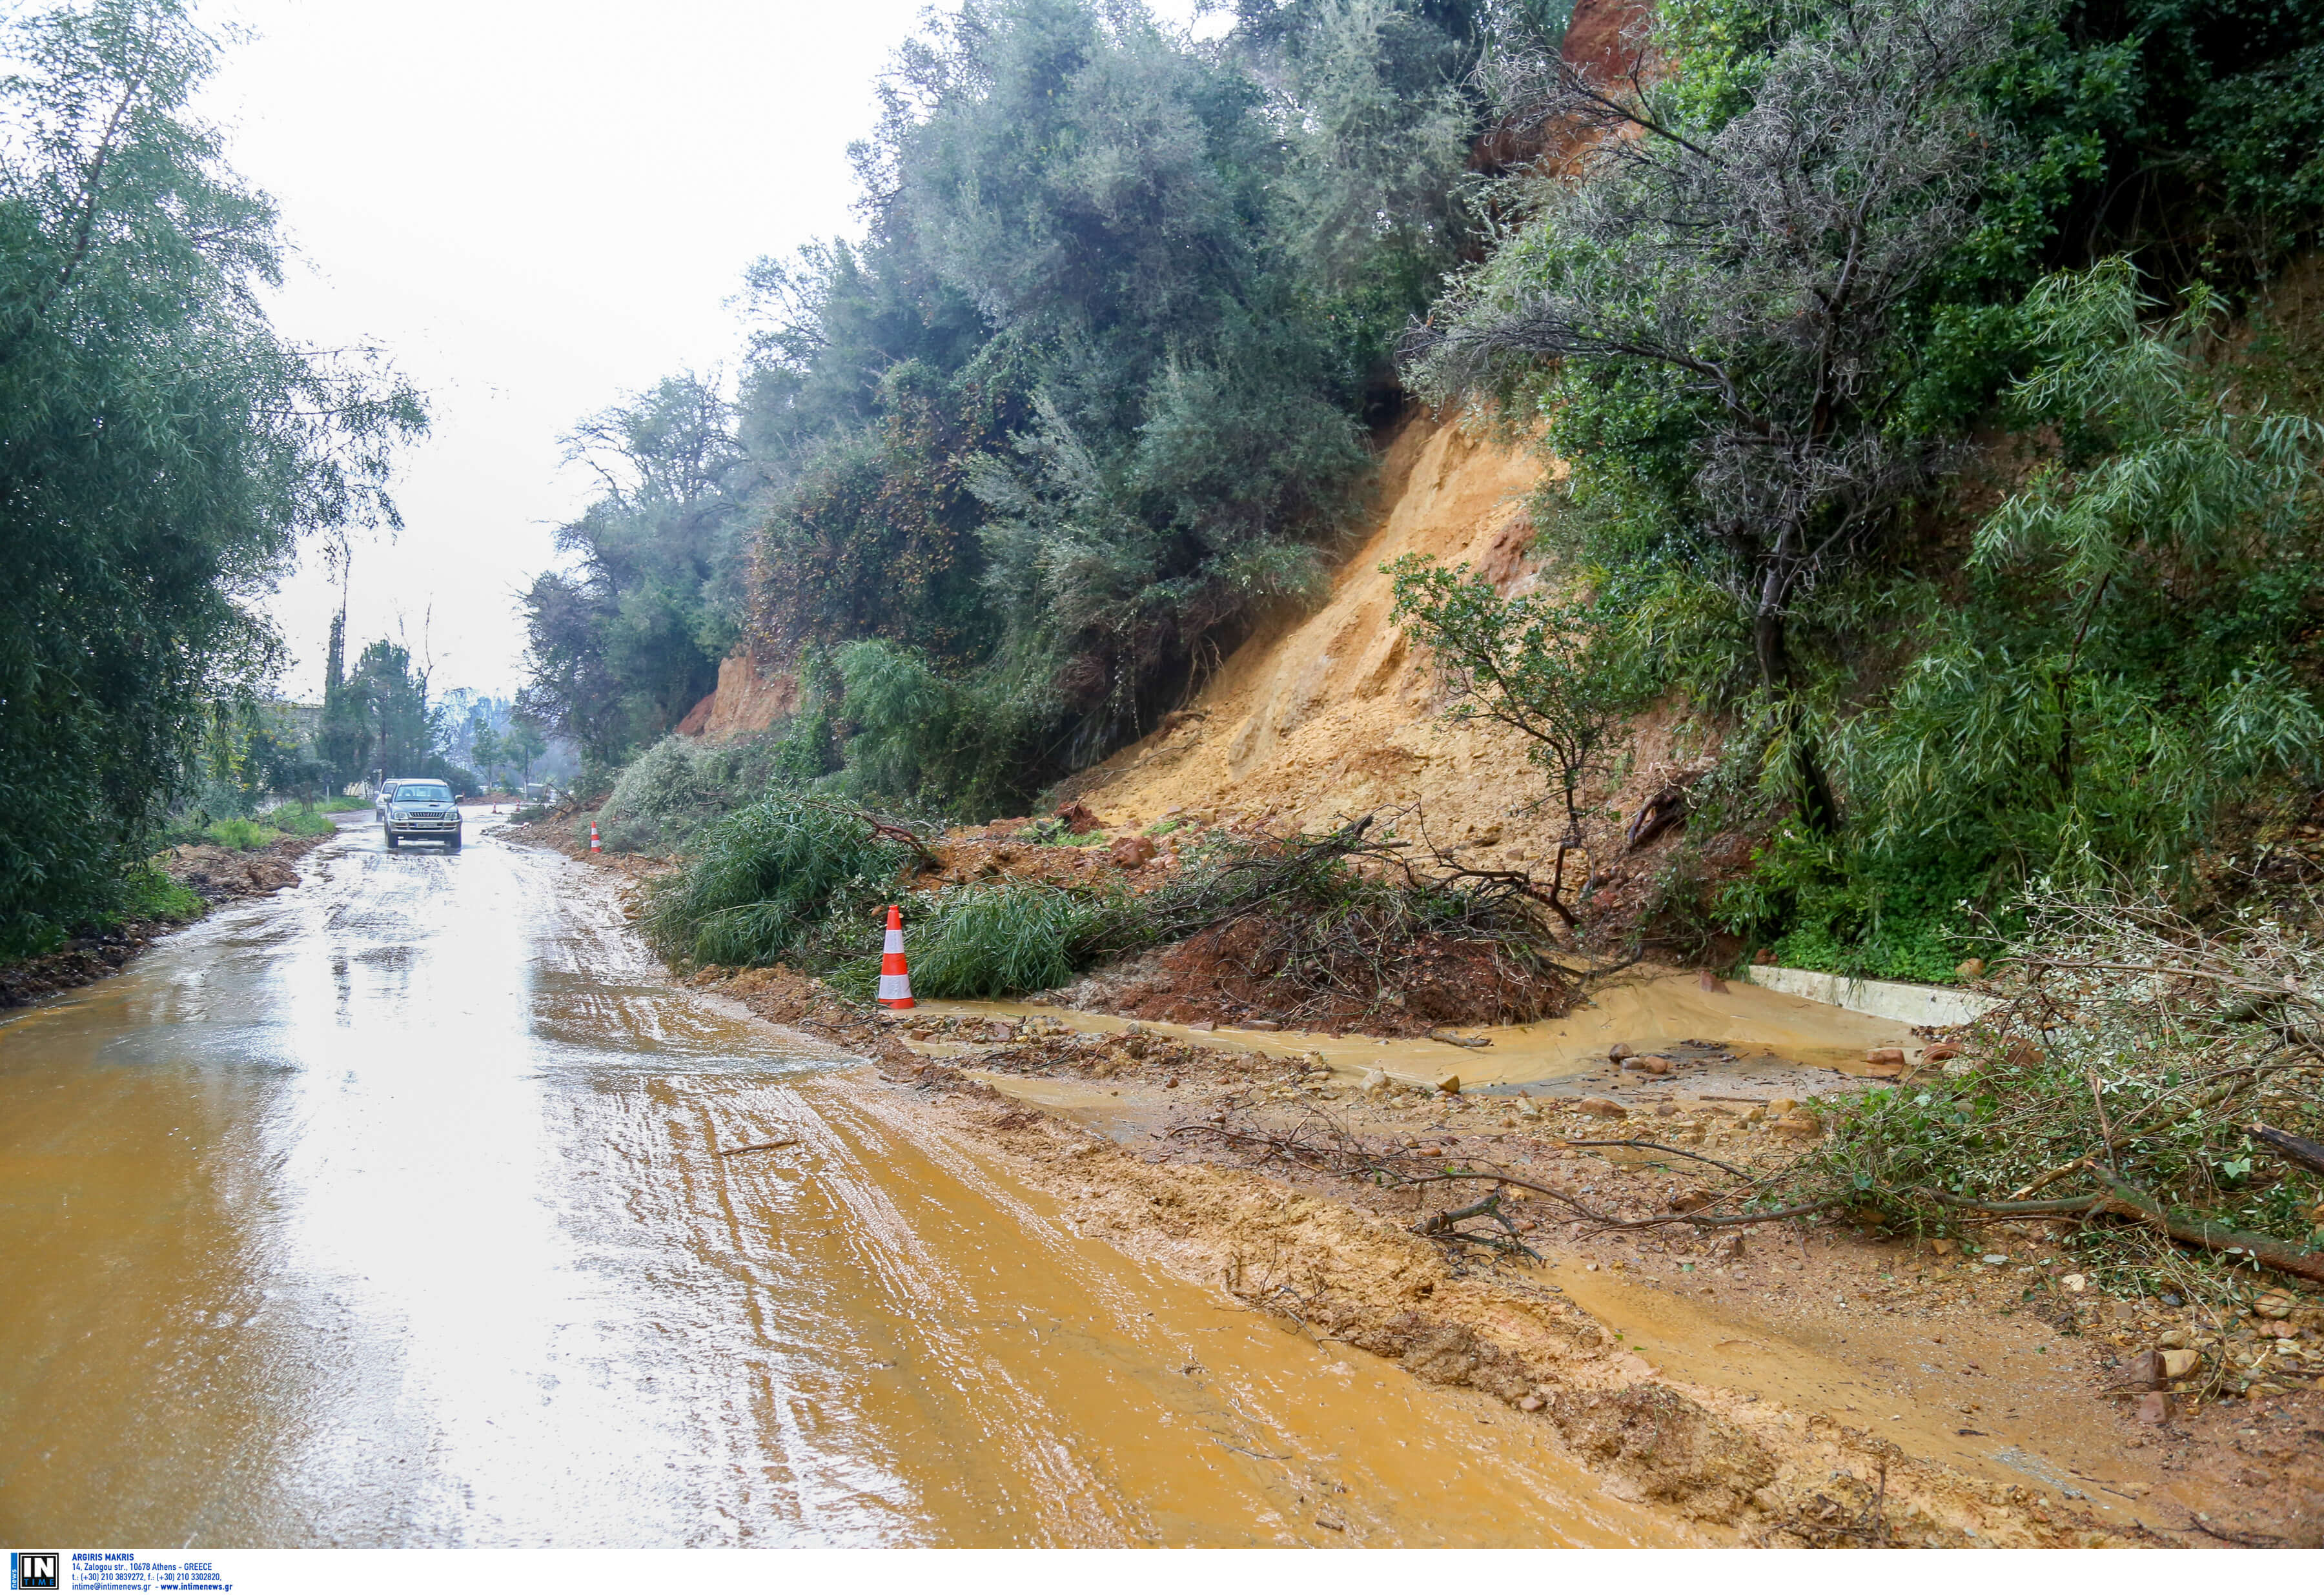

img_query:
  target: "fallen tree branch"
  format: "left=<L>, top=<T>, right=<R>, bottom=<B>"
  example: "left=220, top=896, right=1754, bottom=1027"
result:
left=797, top=797, right=940, bottom=867
left=1921, top=1177, right=2324, bottom=1281
left=2092, top=1170, right=2324, bottom=1284
left=1921, top=1187, right=2112, bottom=1218
left=1625, top=785, right=1687, bottom=852
left=1414, top=1188, right=1540, bottom=1257
left=1560, top=1138, right=1755, bottom=1180
left=1595, top=1197, right=1851, bottom=1231
left=2250, top=1121, right=2324, bottom=1179
left=1170, top=1104, right=1862, bottom=1237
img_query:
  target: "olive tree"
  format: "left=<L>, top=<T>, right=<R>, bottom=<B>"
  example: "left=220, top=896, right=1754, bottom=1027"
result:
left=1408, top=0, right=2024, bottom=817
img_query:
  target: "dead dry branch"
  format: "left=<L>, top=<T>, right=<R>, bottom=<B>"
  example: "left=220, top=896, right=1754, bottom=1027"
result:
left=1777, top=877, right=2324, bottom=1303
left=1165, top=1099, right=1840, bottom=1255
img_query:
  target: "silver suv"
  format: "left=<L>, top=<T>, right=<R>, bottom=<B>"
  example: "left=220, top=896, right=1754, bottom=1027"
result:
left=380, top=778, right=462, bottom=851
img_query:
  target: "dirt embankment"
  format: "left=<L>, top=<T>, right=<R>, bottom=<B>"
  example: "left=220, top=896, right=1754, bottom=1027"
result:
left=0, top=829, right=334, bottom=1011
left=160, top=835, right=327, bottom=901
left=660, top=410, right=1712, bottom=931
left=1052, top=414, right=1711, bottom=926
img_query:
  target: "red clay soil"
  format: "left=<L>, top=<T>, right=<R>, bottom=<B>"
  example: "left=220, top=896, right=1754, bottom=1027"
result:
left=1053, top=912, right=1573, bottom=1035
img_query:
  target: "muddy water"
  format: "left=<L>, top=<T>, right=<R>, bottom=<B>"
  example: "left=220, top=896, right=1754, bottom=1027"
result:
left=924, top=969, right=1917, bottom=1089
left=0, top=818, right=1677, bottom=1548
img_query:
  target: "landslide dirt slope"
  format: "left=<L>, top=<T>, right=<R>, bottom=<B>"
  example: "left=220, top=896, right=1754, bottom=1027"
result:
left=1066, top=414, right=1698, bottom=863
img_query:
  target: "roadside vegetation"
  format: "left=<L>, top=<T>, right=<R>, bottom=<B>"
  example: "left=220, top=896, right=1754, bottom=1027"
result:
left=163, top=808, right=338, bottom=852
left=1513, top=875, right=2324, bottom=1317
left=640, top=793, right=1572, bottom=1024
left=520, top=0, right=2324, bottom=988
left=1395, top=0, right=2324, bottom=982
left=0, top=0, right=431, bottom=959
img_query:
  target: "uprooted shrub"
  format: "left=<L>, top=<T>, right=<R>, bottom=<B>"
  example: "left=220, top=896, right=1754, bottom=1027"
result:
left=1644, top=877, right=2324, bottom=1308
left=640, top=792, right=921, bottom=968
left=1051, top=812, right=1586, bottom=1030
left=595, top=731, right=796, bottom=855
left=824, top=881, right=1105, bottom=1002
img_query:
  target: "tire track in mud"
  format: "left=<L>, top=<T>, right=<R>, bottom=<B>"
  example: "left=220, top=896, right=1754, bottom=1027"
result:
left=574, top=1035, right=1674, bottom=1545
left=906, top=1080, right=2164, bottom=1548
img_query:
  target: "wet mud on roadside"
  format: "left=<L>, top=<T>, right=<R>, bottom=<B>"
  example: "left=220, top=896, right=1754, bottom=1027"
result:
left=694, top=977, right=2321, bottom=1546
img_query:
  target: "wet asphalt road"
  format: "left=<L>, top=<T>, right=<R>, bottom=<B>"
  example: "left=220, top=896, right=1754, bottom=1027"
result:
left=0, top=815, right=1663, bottom=1547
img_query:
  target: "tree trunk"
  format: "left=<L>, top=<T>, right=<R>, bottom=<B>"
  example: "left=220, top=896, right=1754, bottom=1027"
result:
left=1756, top=576, right=1839, bottom=834
left=1752, top=599, right=1791, bottom=691
left=1789, top=718, right=1839, bottom=836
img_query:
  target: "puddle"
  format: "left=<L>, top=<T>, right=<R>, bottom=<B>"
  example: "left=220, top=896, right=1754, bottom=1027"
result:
left=919, top=970, right=1919, bottom=1101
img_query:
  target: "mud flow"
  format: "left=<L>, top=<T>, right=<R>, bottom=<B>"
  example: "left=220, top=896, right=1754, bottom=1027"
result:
left=0, top=818, right=1675, bottom=1547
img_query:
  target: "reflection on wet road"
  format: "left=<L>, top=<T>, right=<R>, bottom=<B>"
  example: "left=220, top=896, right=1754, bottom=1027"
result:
left=0, top=818, right=1669, bottom=1547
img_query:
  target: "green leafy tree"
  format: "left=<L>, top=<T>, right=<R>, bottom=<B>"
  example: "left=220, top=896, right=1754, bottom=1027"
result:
left=710, top=0, right=1487, bottom=802
left=501, top=718, right=547, bottom=786
left=1387, top=556, right=1642, bottom=921
left=342, top=640, right=436, bottom=779
left=0, top=0, right=424, bottom=950
left=519, top=373, right=745, bottom=764
left=1846, top=262, right=2324, bottom=880
left=470, top=720, right=504, bottom=790
left=1410, top=0, right=2020, bottom=825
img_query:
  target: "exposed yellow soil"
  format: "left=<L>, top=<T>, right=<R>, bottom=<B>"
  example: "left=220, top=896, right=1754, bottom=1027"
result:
left=902, top=1029, right=2324, bottom=1549
left=1022, top=969, right=1912, bottom=1086
left=892, top=1061, right=2156, bottom=1545
left=1059, top=416, right=1708, bottom=893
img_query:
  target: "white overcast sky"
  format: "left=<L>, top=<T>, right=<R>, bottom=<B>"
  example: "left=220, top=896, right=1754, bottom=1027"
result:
left=202, top=1, right=1209, bottom=704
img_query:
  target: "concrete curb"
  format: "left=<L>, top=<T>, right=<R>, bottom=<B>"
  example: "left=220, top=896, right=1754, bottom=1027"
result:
left=1744, top=964, right=1999, bottom=1028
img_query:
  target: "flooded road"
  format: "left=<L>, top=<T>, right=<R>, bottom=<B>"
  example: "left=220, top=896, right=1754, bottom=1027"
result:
left=0, top=818, right=1675, bottom=1547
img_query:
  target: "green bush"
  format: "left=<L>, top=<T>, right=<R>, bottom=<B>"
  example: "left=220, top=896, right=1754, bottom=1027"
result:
left=640, top=791, right=1562, bottom=1026
left=640, top=793, right=919, bottom=968
left=267, top=807, right=338, bottom=838
left=596, top=732, right=790, bottom=855
left=201, top=818, right=271, bottom=851
left=119, top=867, right=205, bottom=925
left=827, top=882, right=1105, bottom=1001
left=827, top=640, right=1043, bottom=819
left=1713, top=828, right=1990, bottom=984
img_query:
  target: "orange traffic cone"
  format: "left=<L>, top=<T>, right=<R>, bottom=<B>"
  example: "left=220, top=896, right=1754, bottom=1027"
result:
left=589, top=822, right=602, bottom=853
left=877, top=904, right=915, bottom=1009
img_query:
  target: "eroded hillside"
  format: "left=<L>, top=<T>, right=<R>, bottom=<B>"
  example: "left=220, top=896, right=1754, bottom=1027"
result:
left=1064, top=415, right=1699, bottom=872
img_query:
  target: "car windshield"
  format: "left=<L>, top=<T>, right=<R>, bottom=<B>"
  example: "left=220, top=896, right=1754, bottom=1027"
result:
left=398, top=784, right=451, bottom=802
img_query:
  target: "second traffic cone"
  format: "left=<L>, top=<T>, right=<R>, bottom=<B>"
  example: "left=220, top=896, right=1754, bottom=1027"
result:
left=877, top=904, right=915, bottom=1009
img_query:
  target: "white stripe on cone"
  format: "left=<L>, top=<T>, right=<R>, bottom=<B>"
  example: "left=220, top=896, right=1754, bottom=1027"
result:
left=878, top=903, right=914, bottom=1007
